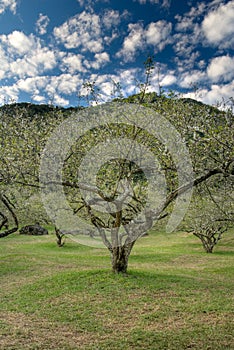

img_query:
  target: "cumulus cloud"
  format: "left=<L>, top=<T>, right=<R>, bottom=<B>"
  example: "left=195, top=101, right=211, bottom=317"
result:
left=9, top=48, right=57, bottom=78
left=16, top=74, right=82, bottom=106
left=84, top=52, right=110, bottom=69
left=61, top=53, right=85, bottom=74
left=174, top=10, right=202, bottom=58
left=0, top=0, right=17, bottom=14
left=0, top=84, right=19, bottom=104
left=53, top=10, right=122, bottom=53
left=84, top=68, right=140, bottom=101
left=49, top=74, right=82, bottom=96
left=117, top=20, right=171, bottom=62
left=53, top=11, right=102, bottom=52
left=36, top=13, right=50, bottom=35
left=102, top=9, right=128, bottom=29
left=179, top=70, right=206, bottom=88
left=173, top=2, right=230, bottom=59
left=160, top=74, right=177, bottom=86
left=114, top=68, right=143, bottom=95
left=175, top=2, right=206, bottom=32
left=1, top=31, right=38, bottom=55
left=32, top=95, right=46, bottom=103
left=202, top=0, right=234, bottom=48
left=0, top=47, right=10, bottom=79
left=76, top=0, right=109, bottom=8
left=17, top=76, right=49, bottom=94
left=116, top=23, right=144, bottom=62
left=207, top=55, right=234, bottom=83
left=0, top=31, right=57, bottom=79
left=146, top=21, right=172, bottom=48
left=134, top=0, right=171, bottom=7
left=184, top=81, right=234, bottom=107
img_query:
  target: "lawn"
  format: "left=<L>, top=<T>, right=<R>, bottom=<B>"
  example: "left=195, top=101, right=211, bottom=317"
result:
left=0, top=229, right=233, bottom=350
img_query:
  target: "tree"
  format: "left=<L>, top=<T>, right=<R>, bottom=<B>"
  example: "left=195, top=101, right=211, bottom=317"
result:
left=0, top=103, right=65, bottom=230
left=186, top=179, right=233, bottom=253
left=40, top=99, right=233, bottom=273
left=193, top=222, right=228, bottom=253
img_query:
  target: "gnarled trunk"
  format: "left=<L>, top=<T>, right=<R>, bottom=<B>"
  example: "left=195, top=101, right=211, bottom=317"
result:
left=0, top=194, right=18, bottom=238
left=111, top=242, right=135, bottom=274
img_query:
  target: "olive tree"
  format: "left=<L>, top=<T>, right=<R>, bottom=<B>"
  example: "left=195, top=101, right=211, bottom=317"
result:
left=186, top=178, right=233, bottom=253
left=0, top=104, right=65, bottom=231
left=39, top=98, right=233, bottom=273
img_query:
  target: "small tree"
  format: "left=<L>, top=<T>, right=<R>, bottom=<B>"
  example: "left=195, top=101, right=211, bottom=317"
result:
left=186, top=178, right=233, bottom=253
left=55, top=226, right=66, bottom=247
left=192, top=221, right=228, bottom=253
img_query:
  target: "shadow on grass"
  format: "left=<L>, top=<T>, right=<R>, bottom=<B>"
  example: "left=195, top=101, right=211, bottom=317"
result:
left=212, top=250, right=234, bottom=256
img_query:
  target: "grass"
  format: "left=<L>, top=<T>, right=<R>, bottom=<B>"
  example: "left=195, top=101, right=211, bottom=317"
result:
left=0, top=229, right=234, bottom=349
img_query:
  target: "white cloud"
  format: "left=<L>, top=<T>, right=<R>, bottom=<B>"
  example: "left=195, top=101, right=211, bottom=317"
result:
left=117, top=20, right=171, bottom=62
left=0, top=84, right=19, bottom=104
left=145, top=21, right=171, bottom=49
left=16, top=80, right=47, bottom=104
left=52, top=94, right=70, bottom=106
left=32, top=95, right=46, bottom=103
left=116, top=68, right=141, bottom=95
left=1, top=31, right=37, bottom=55
left=175, top=51, right=201, bottom=74
left=202, top=0, right=234, bottom=48
left=207, top=55, right=234, bottom=83
left=0, top=31, right=57, bottom=79
left=53, top=9, right=129, bottom=54
left=183, top=81, right=234, bottom=107
left=134, top=0, right=170, bottom=8
left=14, top=70, right=137, bottom=107
left=17, top=76, right=49, bottom=94
left=0, top=47, right=9, bottom=79
left=61, top=53, right=85, bottom=74
left=102, top=9, right=125, bottom=29
left=79, top=68, right=140, bottom=102
left=53, top=11, right=103, bottom=52
left=16, top=74, right=82, bottom=106
left=53, top=9, right=124, bottom=53
left=49, top=74, right=82, bottom=96
left=175, top=2, right=206, bottom=32
left=0, top=0, right=17, bottom=14
left=76, top=0, right=109, bottom=8
left=36, top=13, right=50, bottom=35
left=179, top=70, right=206, bottom=88
left=116, top=23, right=144, bottom=62
left=160, top=74, right=177, bottom=86
left=84, top=52, right=110, bottom=69
left=9, top=47, right=57, bottom=78
left=173, top=22, right=202, bottom=58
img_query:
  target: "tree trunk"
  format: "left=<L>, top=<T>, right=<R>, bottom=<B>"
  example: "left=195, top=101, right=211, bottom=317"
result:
left=0, top=194, right=19, bottom=238
left=55, top=227, right=65, bottom=247
left=111, top=243, right=134, bottom=274
left=203, top=241, right=214, bottom=253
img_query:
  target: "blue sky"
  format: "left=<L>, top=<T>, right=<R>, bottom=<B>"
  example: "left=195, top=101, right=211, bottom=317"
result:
left=0, top=0, right=233, bottom=107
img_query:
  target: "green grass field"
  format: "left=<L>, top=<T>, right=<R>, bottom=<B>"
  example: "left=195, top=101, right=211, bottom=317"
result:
left=0, top=229, right=233, bottom=350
